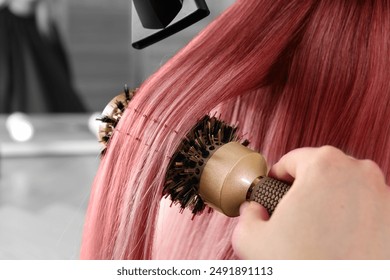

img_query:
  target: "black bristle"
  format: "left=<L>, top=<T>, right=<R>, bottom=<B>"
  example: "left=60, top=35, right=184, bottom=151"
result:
left=164, top=115, right=245, bottom=217
left=98, top=86, right=137, bottom=158
left=242, top=139, right=250, bottom=147
left=101, top=135, right=110, bottom=143
left=124, top=84, right=130, bottom=100
left=116, top=100, right=125, bottom=112
left=100, top=147, right=107, bottom=158
left=97, top=115, right=116, bottom=124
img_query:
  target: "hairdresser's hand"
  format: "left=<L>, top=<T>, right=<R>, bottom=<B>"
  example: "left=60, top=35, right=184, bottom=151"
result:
left=232, top=146, right=390, bottom=259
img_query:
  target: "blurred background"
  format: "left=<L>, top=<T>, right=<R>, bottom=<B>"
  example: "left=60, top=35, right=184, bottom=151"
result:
left=0, top=0, right=235, bottom=259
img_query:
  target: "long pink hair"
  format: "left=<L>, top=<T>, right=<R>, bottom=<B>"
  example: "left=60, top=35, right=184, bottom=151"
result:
left=80, top=0, right=390, bottom=259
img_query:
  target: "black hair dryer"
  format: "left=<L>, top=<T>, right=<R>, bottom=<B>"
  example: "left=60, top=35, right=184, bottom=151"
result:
left=131, top=0, right=209, bottom=49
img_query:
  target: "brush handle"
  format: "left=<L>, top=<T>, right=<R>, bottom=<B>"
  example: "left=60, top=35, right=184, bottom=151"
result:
left=247, top=176, right=291, bottom=215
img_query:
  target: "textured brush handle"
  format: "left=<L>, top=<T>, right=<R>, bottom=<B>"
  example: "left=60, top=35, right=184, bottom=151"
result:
left=247, top=176, right=291, bottom=215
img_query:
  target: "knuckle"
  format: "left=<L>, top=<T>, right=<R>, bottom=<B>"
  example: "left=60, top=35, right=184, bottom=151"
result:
left=355, top=159, right=388, bottom=189
left=360, top=159, right=379, bottom=169
left=312, top=146, right=343, bottom=167
left=318, top=145, right=343, bottom=158
left=359, top=159, right=385, bottom=179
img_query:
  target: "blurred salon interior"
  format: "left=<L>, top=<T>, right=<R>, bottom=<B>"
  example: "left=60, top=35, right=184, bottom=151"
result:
left=0, top=0, right=235, bottom=259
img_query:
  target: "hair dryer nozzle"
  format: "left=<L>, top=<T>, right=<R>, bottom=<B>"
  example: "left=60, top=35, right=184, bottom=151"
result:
left=131, top=0, right=209, bottom=49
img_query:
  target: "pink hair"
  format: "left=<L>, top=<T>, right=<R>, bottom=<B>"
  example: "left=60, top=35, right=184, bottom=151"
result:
left=80, top=0, right=390, bottom=259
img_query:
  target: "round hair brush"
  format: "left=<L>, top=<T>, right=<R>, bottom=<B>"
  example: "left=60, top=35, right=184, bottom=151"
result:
left=164, top=115, right=291, bottom=217
left=96, top=85, right=137, bottom=155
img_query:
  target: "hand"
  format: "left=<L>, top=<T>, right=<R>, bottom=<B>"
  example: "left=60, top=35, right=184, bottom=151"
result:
left=232, top=146, right=390, bottom=259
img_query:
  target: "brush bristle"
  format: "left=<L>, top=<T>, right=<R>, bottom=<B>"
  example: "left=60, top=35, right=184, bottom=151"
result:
left=97, top=85, right=137, bottom=157
left=163, top=115, right=246, bottom=216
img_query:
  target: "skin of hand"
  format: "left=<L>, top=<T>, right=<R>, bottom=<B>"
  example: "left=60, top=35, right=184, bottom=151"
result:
left=232, top=146, right=390, bottom=259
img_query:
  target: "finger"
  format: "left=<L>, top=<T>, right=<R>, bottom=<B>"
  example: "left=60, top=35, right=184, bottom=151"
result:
left=232, top=202, right=269, bottom=259
left=268, top=147, right=319, bottom=182
left=240, top=201, right=270, bottom=222
left=235, top=202, right=268, bottom=242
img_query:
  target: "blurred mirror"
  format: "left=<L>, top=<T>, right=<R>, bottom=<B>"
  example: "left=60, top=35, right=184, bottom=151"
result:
left=0, top=0, right=235, bottom=259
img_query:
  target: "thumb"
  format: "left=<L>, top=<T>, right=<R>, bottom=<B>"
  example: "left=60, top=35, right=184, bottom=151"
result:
left=232, top=202, right=269, bottom=259
left=240, top=201, right=270, bottom=222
